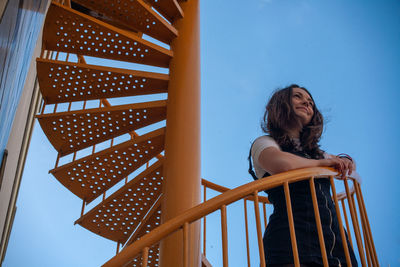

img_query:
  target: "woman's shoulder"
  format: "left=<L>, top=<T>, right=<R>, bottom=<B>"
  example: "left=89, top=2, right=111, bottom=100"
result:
left=251, top=135, right=280, bottom=155
left=253, top=135, right=278, bottom=146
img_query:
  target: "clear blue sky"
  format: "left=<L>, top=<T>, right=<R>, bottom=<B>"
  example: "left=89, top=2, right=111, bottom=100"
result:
left=4, top=0, right=400, bottom=266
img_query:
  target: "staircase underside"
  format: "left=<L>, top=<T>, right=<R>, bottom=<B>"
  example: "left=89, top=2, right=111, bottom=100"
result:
left=36, top=1, right=187, bottom=266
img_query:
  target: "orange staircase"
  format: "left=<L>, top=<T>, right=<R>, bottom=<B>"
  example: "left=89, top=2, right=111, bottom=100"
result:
left=36, top=0, right=191, bottom=265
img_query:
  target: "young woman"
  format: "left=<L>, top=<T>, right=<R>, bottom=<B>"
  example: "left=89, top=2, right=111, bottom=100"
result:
left=249, top=84, right=358, bottom=267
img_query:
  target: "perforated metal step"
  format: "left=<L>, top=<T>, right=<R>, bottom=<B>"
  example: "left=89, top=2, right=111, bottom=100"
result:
left=120, top=196, right=162, bottom=266
left=124, top=196, right=162, bottom=246
left=72, top=0, right=178, bottom=44
left=127, top=243, right=160, bottom=267
left=37, top=58, right=169, bottom=104
left=75, top=159, right=164, bottom=243
left=50, top=128, right=165, bottom=203
left=147, top=0, right=183, bottom=23
left=37, top=100, right=166, bottom=156
left=43, top=2, right=173, bottom=67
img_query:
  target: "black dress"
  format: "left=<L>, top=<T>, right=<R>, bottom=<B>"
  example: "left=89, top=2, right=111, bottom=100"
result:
left=249, top=147, right=358, bottom=267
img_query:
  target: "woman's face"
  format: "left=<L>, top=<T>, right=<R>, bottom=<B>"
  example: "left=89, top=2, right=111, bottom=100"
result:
left=291, top=87, right=314, bottom=126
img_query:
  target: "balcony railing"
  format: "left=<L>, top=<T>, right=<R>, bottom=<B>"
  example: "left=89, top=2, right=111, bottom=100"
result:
left=103, top=167, right=378, bottom=267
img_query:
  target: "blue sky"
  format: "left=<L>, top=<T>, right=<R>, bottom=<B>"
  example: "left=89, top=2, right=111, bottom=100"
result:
left=3, top=0, right=400, bottom=266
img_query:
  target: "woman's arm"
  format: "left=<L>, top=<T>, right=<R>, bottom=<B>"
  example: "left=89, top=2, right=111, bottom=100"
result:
left=258, top=147, right=353, bottom=178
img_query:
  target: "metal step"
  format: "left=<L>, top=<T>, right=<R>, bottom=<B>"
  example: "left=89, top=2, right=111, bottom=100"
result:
left=72, top=0, right=178, bottom=44
left=120, top=200, right=161, bottom=265
left=50, top=128, right=165, bottom=203
left=126, top=243, right=160, bottom=267
left=75, top=159, right=164, bottom=243
left=37, top=100, right=166, bottom=156
left=124, top=196, right=162, bottom=246
left=146, top=0, right=183, bottom=23
left=37, top=58, right=169, bottom=104
left=43, top=2, right=173, bottom=67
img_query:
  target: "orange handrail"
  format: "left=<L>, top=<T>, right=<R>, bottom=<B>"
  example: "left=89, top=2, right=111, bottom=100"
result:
left=103, top=167, right=378, bottom=267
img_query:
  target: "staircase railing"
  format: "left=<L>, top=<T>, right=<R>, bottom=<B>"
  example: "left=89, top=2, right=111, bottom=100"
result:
left=103, top=167, right=378, bottom=267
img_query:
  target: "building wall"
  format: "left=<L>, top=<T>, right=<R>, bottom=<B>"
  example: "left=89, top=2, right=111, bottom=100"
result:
left=0, top=0, right=47, bottom=161
left=0, top=0, right=49, bottom=263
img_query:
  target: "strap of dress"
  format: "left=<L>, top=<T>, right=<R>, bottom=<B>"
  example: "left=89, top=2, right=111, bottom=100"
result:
left=248, top=142, right=258, bottom=181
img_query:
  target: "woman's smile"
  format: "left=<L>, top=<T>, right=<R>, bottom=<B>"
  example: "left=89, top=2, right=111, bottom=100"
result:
left=296, top=106, right=312, bottom=117
left=296, top=106, right=311, bottom=114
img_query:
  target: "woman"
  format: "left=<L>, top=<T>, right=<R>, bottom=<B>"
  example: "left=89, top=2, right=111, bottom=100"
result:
left=249, top=84, right=358, bottom=267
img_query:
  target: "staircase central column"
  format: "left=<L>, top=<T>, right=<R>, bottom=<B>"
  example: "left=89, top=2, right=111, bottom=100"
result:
left=160, top=0, right=201, bottom=266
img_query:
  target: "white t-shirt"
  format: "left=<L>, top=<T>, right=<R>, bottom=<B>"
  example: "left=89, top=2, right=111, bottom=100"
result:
left=251, top=136, right=332, bottom=179
left=251, top=136, right=281, bottom=179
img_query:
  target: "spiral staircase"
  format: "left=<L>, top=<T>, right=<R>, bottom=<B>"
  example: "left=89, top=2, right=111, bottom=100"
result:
left=35, top=1, right=379, bottom=266
left=36, top=0, right=197, bottom=265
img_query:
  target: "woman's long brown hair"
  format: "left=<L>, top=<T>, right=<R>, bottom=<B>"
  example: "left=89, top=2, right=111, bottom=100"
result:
left=261, top=84, right=324, bottom=159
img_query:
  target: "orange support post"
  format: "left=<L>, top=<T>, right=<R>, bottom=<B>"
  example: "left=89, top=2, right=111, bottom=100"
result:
left=159, top=0, right=201, bottom=266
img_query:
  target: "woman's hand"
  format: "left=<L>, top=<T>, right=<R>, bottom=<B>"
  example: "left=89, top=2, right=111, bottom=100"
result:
left=319, top=157, right=355, bottom=179
left=339, top=157, right=355, bottom=173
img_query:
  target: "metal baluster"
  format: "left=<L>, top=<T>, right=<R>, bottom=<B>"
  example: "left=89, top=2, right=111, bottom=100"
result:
left=355, top=182, right=379, bottom=266
left=344, top=178, right=367, bottom=267
left=330, top=176, right=352, bottom=267
left=309, top=177, right=329, bottom=267
left=183, top=222, right=189, bottom=267
left=283, top=182, right=300, bottom=267
left=262, top=202, right=268, bottom=229
left=243, top=199, right=251, bottom=267
left=340, top=199, right=353, bottom=248
left=203, top=185, right=207, bottom=256
left=141, top=247, right=149, bottom=267
left=220, top=205, right=228, bottom=267
left=253, top=191, right=266, bottom=267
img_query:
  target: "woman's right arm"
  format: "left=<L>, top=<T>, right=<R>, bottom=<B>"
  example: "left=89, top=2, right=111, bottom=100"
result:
left=258, top=147, right=353, bottom=178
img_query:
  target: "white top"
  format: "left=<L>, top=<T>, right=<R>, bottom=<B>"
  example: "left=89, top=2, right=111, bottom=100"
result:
left=251, top=136, right=333, bottom=179
left=251, top=136, right=281, bottom=179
